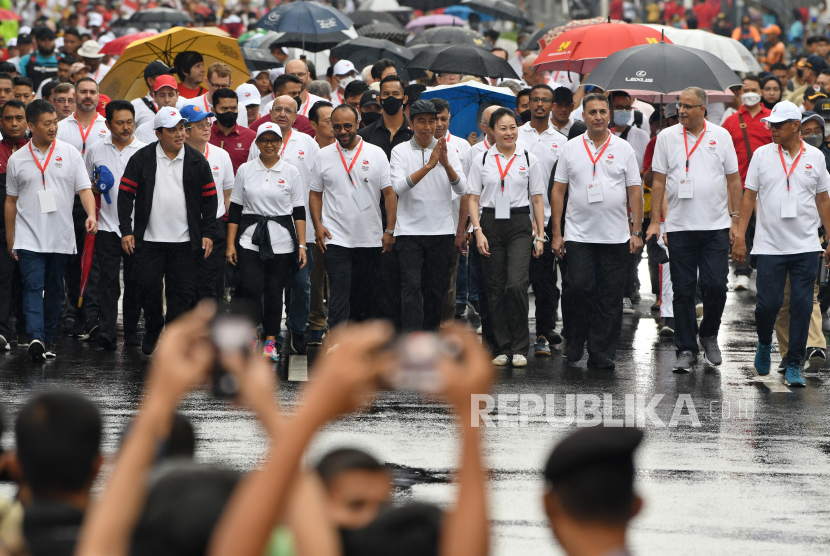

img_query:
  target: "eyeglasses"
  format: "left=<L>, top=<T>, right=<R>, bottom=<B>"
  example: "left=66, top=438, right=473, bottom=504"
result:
left=258, top=138, right=281, bottom=146
left=769, top=120, right=796, bottom=129
left=209, top=83, right=231, bottom=90
left=675, top=103, right=704, bottom=111
left=54, top=97, right=75, bottom=104
left=289, top=72, right=308, bottom=80
left=614, top=106, right=633, bottom=111
left=530, top=97, right=552, bottom=104
left=332, top=123, right=354, bottom=132
left=189, top=121, right=211, bottom=131
left=272, top=106, right=296, bottom=115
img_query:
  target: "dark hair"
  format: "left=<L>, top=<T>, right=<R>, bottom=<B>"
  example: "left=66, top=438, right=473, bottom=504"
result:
left=582, top=93, right=610, bottom=111
left=15, top=391, right=102, bottom=497
left=371, top=59, right=397, bottom=81
left=380, top=74, right=406, bottom=94
left=41, top=79, right=59, bottom=100
left=316, top=448, right=387, bottom=487
left=769, top=62, right=787, bottom=72
left=308, top=100, right=333, bottom=123
left=483, top=29, right=500, bottom=42
left=64, top=27, right=81, bottom=39
left=1, top=99, right=25, bottom=117
left=12, top=76, right=33, bottom=91
left=607, top=90, right=632, bottom=103
left=515, top=88, right=531, bottom=109
left=344, top=79, right=369, bottom=99
left=173, top=51, right=204, bottom=81
left=164, top=413, right=196, bottom=460
left=341, top=502, right=442, bottom=556
left=74, top=77, right=98, bottom=91
left=332, top=103, right=359, bottom=122
left=549, top=461, right=636, bottom=525
left=489, top=106, right=518, bottom=129
left=0, top=71, right=12, bottom=84
left=529, top=83, right=555, bottom=98
left=0, top=63, right=15, bottom=76
left=105, top=99, right=135, bottom=121
left=743, top=74, right=762, bottom=87
left=431, top=97, right=450, bottom=114
left=35, top=26, right=56, bottom=41
left=212, top=87, right=237, bottom=107
left=59, top=54, right=78, bottom=66
left=273, top=73, right=302, bottom=95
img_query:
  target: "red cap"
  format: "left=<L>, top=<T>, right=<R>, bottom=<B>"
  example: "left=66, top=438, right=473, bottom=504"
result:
left=97, top=94, right=111, bottom=117
left=153, top=74, right=178, bottom=92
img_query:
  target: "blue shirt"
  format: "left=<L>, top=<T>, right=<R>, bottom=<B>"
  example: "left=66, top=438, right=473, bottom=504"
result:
left=19, top=52, right=59, bottom=77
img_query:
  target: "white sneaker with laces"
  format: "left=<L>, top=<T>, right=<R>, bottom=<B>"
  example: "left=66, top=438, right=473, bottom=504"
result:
left=512, top=354, right=527, bottom=367
left=622, top=298, right=635, bottom=314
left=492, top=354, right=508, bottom=366
left=734, top=275, right=750, bottom=291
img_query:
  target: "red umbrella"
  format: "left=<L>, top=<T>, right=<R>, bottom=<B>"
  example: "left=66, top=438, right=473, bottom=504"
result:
left=0, top=9, right=21, bottom=21
left=99, top=31, right=155, bottom=56
left=78, top=196, right=102, bottom=308
left=533, top=22, right=671, bottom=74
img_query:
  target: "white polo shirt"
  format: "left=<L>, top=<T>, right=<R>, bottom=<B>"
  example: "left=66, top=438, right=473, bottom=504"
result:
left=445, top=131, right=471, bottom=229
left=201, top=143, right=235, bottom=219
left=462, top=137, right=491, bottom=177
left=261, top=92, right=326, bottom=119
left=548, top=70, right=580, bottom=93
left=652, top=122, right=739, bottom=233
left=84, top=135, right=146, bottom=235
left=179, top=93, right=216, bottom=125
left=56, top=112, right=109, bottom=155
left=231, top=158, right=304, bottom=254
left=614, top=125, right=650, bottom=171
left=7, top=139, right=91, bottom=254
left=553, top=133, right=642, bottom=244
left=308, top=138, right=392, bottom=249
left=518, top=121, right=568, bottom=225
left=552, top=116, right=576, bottom=137
left=145, top=144, right=188, bottom=243
left=134, top=121, right=158, bottom=144
left=467, top=144, right=546, bottom=210
left=390, top=137, right=466, bottom=236
left=131, top=95, right=157, bottom=129
left=745, top=142, right=829, bottom=255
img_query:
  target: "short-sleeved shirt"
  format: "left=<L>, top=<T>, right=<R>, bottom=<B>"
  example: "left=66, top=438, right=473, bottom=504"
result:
left=745, top=142, right=829, bottom=255
left=131, top=95, right=157, bottom=129
left=209, top=122, right=256, bottom=174
left=614, top=125, right=650, bottom=171
left=56, top=113, right=110, bottom=155
left=466, top=144, right=546, bottom=210
left=446, top=132, right=472, bottom=229
left=84, top=135, right=146, bottom=235
left=202, top=143, right=235, bottom=219
left=518, top=122, right=568, bottom=225
left=721, top=105, right=772, bottom=184
left=308, top=139, right=392, bottom=248
left=231, top=158, right=304, bottom=254
left=554, top=133, right=642, bottom=244
left=7, top=139, right=91, bottom=253
left=145, top=144, right=188, bottom=243
left=651, top=122, right=739, bottom=233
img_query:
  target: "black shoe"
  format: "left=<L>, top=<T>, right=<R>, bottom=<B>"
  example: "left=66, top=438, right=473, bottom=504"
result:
left=69, top=318, right=85, bottom=338
left=587, top=355, right=615, bottom=369
left=28, top=339, right=45, bottom=362
left=97, top=332, right=115, bottom=351
left=124, top=332, right=141, bottom=346
left=142, top=329, right=161, bottom=355
left=0, top=334, right=8, bottom=352
left=470, top=299, right=480, bottom=315
left=62, top=317, right=75, bottom=335
left=44, top=342, right=56, bottom=358
left=289, top=330, right=308, bottom=355
left=630, top=291, right=641, bottom=303
left=307, top=329, right=325, bottom=346
left=563, top=341, right=584, bottom=362
left=548, top=330, right=563, bottom=345
left=455, top=303, right=467, bottom=319
left=82, top=319, right=99, bottom=341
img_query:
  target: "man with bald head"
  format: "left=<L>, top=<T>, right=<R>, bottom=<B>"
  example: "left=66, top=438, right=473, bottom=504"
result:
left=283, top=59, right=327, bottom=120
left=522, top=54, right=548, bottom=88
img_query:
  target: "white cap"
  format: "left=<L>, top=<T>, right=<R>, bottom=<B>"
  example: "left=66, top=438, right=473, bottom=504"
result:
left=7, top=38, right=16, bottom=47
left=55, top=36, right=64, bottom=49
left=19, top=26, right=31, bottom=35
left=762, top=101, right=801, bottom=123
left=87, top=13, right=104, bottom=27
left=269, top=67, right=285, bottom=83
left=98, top=32, right=116, bottom=46
left=255, top=122, right=282, bottom=141
left=77, top=40, right=104, bottom=59
left=224, top=14, right=242, bottom=24
left=154, top=107, right=185, bottom=129
left=333, top=60, right=356, bottom=76
left=236, top=83, right=262, bottom=107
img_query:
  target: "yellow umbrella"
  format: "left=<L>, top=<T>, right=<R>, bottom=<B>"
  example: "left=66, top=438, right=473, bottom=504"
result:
left=99, top=26, right=249, bottom=101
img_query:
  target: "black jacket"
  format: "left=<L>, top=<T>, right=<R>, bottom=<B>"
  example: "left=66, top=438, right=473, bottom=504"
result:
left=118, top=142, right=217, bottom=251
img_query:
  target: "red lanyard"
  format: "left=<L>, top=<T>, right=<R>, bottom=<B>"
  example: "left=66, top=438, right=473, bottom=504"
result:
left=582, top=134, right=611, bottom=180
left=446, top=131, right=451, bottom=142
left=495, top=153, right=517, bottom=192
left=682, top=121, right=707, bottom=174
left=337, top=90, right=344, bottom=105
left=279, top=129, right=291, bottom=157
left=300, top=98, right=309, bottom=117
left=203, top=144, right=209, bottom=158
left=484, top=138, right=490, bottom=149
left=778, top=141, right=804, bottom=193
left=336, top=138, right=363, bottom=186
left=29, top=141, right=56, bottom=187
left=75, top=115, right=94, bottom=154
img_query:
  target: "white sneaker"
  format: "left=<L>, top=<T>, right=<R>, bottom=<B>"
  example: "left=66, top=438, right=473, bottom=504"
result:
left=622, top=298, right=635, bottom=314
left=492, top=354, right=508, bottom=366
left=512, top=354, right=527, bottom=367
left=734, top=275, right=750, bottom=291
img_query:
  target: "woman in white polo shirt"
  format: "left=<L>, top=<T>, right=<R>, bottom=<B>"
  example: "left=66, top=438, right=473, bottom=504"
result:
left=467, top=107, right=546, bottom=367
left=226, top=122, right=307, bottom=363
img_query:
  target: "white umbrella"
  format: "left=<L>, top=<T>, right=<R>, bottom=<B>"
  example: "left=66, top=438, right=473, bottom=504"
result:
left=645, top=25, right=762, bottom=74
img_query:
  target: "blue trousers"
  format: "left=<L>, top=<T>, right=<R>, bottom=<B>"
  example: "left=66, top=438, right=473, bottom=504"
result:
left=286, top=244, right=313, bottom=334
left=17, top=250, right=69, bottom=343
left=755, top=252, right=819, bottom=367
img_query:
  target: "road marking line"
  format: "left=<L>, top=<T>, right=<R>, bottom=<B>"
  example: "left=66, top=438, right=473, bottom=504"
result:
left=758, top=377, right=791, bottom=392
left=288, top=355, right=308, bottom=381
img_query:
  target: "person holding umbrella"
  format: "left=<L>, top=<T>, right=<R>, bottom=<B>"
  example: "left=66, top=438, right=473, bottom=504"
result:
left=647, top=87, right=743, bottom=373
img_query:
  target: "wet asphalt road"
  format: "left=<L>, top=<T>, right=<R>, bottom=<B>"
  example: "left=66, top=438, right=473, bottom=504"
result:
left=1, top=261, right=830, bottom=556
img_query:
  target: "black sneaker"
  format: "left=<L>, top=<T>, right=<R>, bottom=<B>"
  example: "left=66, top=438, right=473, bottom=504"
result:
left=587, top=355, right=615, bottom=369
left=630, top=291, right=641, bottom=303
left=563, top=340, right=584, bottom=362
left=455, top=303, right=467, bottom=319
left=290, top=330, right=308, bottom=355
left=659, top=317, right=675, bottom=337
left=470, top=299, right=480, bottom=315
left=142, top=329, right=161, bottom=355
left=97, top=332, right=115, bottom=351
left=62, top=317, right=75, bottom=335
left=28, top=339, right=45, bottom=362
left=82, top=319, right=99, bottom=341
left=124, top=332, right=141, bottom=346
left=804, top=347, right=826, bottom=372
left=69, top=317, right=86, bottom=338
left=17, top=332, right=30, bottom=348
left=44, top=342, right=56, bottom=358
left=307, top=329, right=325, bottom=346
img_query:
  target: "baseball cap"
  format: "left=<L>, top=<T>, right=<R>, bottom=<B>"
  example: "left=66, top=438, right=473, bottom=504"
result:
left=552, top=86, right=574, bottom=104
left=180, top=104, right=214, bottom=123
left=19, top=26, right=31, bottom=35
left=802, top=111, right=825, bottom=134
left=333, top=60, right=356, bottom=76
left=87, top=12, right=104, bottom=27
left=7, top=38, right=16, bottom=47
left=153, top=74, right=178, bottom=92
left=269, top=67, right=285, bottom=83
left=761, top=101, right=801, bottom=123
left=815, top=98, right=830, bottom=119
left=409, top=99, right=438, bottom=118
left=360, top=90, right=380, bottom=108
left=145, top=60, right=174, bottom=80
left=762, top=24, right=781, bottom=36
left=154, top=107, right=185, bottom=129
left=805, top=54, right=829, bottom=74
left=97, top=93, right=110, bottom=118
left=17, top=34, right=32, bottom=45
left=664, top=102, right=678, bottom=119
left=235, top=83, right=261, bottom=107
left=255, top=121, right=282, bottom=141
left=805, top=84, right=828, bottom=102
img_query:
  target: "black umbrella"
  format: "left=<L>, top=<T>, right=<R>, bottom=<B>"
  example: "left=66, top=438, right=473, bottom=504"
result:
left=128, top=8, right=194, bottom=25
left=460, top=0, right=530, bottom=24
left=406, top=44, right=519, bottom=79
left=519, top=25, right=556, bottom=51
left=398, top=0, right=457, bottom=10
left=582, top=42, right=742, bottom=102
left=330, top=37, right=424, bottom=80
left=406, top=27, right=493, bottom=50
left=268, top=31, right=353, bottom=53
left=241, top=48, right=281, bottom=72
left=356, top=22, right=409, bottom=43
left=349, top=10, right=404, bottom=29
left=254, top=1, right=354, bottom=52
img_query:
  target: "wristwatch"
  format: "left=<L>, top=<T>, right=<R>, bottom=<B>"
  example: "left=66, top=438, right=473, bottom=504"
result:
left=384, top=229, right=395, bottom=235
left=632, top=231, right=644, bottom=238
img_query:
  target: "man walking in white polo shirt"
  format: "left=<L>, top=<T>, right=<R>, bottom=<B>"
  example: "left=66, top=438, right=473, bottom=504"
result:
left=551, top=93, right=643, bottom=370
left=647, top=87, right=743, bottom=373
left=732, top=101, right=830, bottom=387
left=4, top=100, right=97, bottom=361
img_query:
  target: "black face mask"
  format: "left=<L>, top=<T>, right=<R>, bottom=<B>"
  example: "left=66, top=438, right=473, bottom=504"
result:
left=519, top=109, right=532, bottom=124
left=381, top=96, right=402, bottom=116
left=361, top=112, right=382, bottom=126
left=293, top=96, right=302, bottom=111
left=215, top=111, right=237, bottom=128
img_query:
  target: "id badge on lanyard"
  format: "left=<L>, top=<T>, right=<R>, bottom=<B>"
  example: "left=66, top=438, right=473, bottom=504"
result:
left=337, top=140, right=372, bottom=212
left=779, top=142, right=804, bottom=219
left=583, top=135, right=610, bottom=204
left=30, top=142, right=57, bottom=213
left=495, top=154, right=517, bottom=219
left=680, top=124, right=706, bottom=199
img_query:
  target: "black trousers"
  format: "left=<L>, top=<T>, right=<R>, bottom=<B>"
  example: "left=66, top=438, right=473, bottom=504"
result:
left=471, top=233, right=496, bottom=350
left=397, top=234, right=454, bottom=332
left=322, top=245, right=381, bottom=329
left=197, top=219, right=227, bottom=301
left=84, top=231, right=141, bottom=340
left=563, top=241, right=629, bottom=360
left=0, top=236, right=16, bottom=339
left=529, top=220, right=558, bottom=340
left=64, top=198, right=87, bottom=321
left=235, top=247, right=293, bottom=337
left=134, top=241, right=198, bottom=337
left=376, top=248, right=401, bottom=330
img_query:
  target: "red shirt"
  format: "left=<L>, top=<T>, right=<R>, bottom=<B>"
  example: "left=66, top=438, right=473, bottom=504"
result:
left=209, top=123, right=256, bottom=174
left=643, top=135, right=657, bottom=170
left=693, top=3, right=714, bottom=29
left=250, top=114, right=316, bottom=138
left=178, top=84, right=207, bottom=100
left=721, top=105, right=772, bottom=185
left=0, top=136, right=27, bottom=175
left=609, top=0, right=623, bottom=20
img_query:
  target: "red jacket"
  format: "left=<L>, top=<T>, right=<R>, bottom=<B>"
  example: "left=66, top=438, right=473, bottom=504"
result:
left=0, top=136, right=28, bottom=176
left=721, top=105, right=772, bottom=185
left=250, top=114, right=316, bottom=138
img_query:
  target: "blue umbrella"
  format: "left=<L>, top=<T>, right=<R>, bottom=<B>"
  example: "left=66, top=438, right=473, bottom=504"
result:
left=254, top=1, right=354, bottom=50
left=443, top=5, right=495, bottom=22
left=420, top=81, right=516, bottom=138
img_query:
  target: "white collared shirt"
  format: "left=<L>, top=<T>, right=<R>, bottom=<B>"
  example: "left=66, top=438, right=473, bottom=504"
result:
left=84, top=135, right=146, bottom=235
left=652, top=122, right=739, bottom=233
left=745, top=142, right=829, bottom=255
left=145, top=144, right=188, bottom=243
left=554, top=133, right=642, bottom=244
left=201, top=143, right=235, bottom=219
left=131, top=94, right=157, bottom=129
left=90, top=63, right=109, bottom=83
left=308, top=139, right=393, bottom=249
left=462, top=137, right=491, bottom=177
left=445, top=131, right=471, bottom=229
left=249, top=129, right=320, bottom=242
left=613, top=125, right=650, bottom=171
left=467, top=144, right=546, bottom=210
left=231, top=157, right=304, bottom=254
left=7, top=139, right=91, bottom=254
left=548, top=70, right=580, bottom=93
left=390, top=137, right=466, bottom=236
left=518, top=121, right=568, bottom=225
left=261, top=92, right=326, bottom=119
left=134, top=121, right=159, bottom=144
left=56, top=112, right=109, bottom=155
